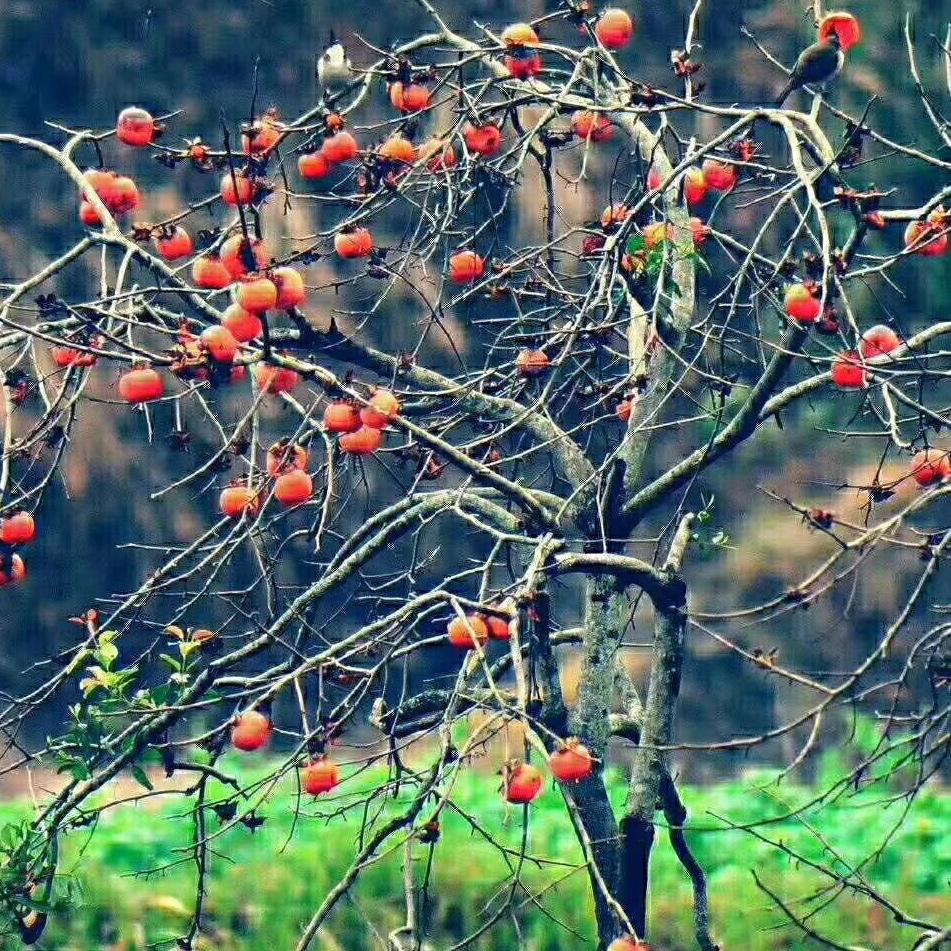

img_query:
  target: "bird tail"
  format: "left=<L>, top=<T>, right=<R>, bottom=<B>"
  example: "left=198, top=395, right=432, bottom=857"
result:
left=775, top=79, right=795, bottom=106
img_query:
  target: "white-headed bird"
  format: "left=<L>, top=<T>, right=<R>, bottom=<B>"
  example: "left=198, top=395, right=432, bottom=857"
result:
left=317, top=34, right=352, bottom=90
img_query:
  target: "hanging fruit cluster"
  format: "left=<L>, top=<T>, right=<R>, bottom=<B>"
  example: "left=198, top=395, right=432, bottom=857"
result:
left=325, top=389, right=400, bottom=456
left=0, top=511, right=35, bottom=588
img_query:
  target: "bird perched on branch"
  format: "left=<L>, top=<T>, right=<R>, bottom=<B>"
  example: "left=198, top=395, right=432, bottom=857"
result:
left=775, top=31, right=843, bottom=106
left=317, top=33, right=351, bottom=90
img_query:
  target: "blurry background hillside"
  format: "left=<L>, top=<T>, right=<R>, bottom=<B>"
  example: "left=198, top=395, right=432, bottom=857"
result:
left=0, top=0, right=949, bottom=777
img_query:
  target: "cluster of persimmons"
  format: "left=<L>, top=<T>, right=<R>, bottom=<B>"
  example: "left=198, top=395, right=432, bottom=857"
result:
left=8, top=9, right=945, bottom=695
left=12, top=0, right=950, bottom=815
left=4, top=8, right=949, bottom=950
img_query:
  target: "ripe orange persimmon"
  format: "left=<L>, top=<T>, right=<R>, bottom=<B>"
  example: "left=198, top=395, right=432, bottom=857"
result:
left=242, top=115, right=284, bottom=155
left=447, top=614, right=489, bottom=648
left=254, top=364, right=301, bottom=395
left=594, top=8, right=635, bottom=50
left=360, top=389, right=401, bottom=429
left=701, top=158, right=738, bottom=193
left=302, top=758, right=341, bottom=795
left=79, top=201, right=103, bottom=227
left=504, top=762, right=544, bottom=804
left=390, top=81, right=431, bottom=113
left=339, top=425, right=384, bottom=455
left=200, top=325, right=239, bottom=363
left=516, top=349, right=551, bottom=376
left=463, top=123, right=503, bottom=158
left=52, top=345, right=90, bottom=368
left=483, top=613, right=511, bottom=641
left=606, top=936, right=642, bottom=951
left=299, top=151, right=333, bottom=180
left=221, top=172, right=256, bottom=206
left=192, top=256, right=232, bottom=290
left=910, top=449, right=951, bottom=487
left=690, top=218, right=711, bottom=246
left=0, top=554, right=26, bottom=588
left=860, top=325, right=901, bottom=358
left=52, top=343, right=98, bottom=369
left=220, top=235, right=269, bottom=279
left=324, top=402, right=362, bottom=434
left=235, top=275, right=278, bottom=313
left=83, top=168, right=119, bottom=203
left=549, top=739, right=596, bottom=783
left=601, top=203, right=631, bottom=229
left=449, top=250, right=486, bottom=284
left=617, top=398, right=634, bottom=422
left=387, top=83, right=408, bottom=113
left=501, top=22, right=540, bottom=46
left=784, top=283, right=822, bottom=323
left=572, top=110, right=614, bottom=142
left=82, top=168, right=138, bottom=215
left=118, top=366, right=164, bottom=404
left=0, top=512, right=36, bottom=546
left=154, top=226, right=193, bottom=261
left=231, top=710, right=271, bottom=751
left=505, top=52, right=544, bottom=79
left=220, top=484, right=261, bottom=518
left=683, top=166, right=708, bottom=207
left=110, top=176, right=140, bottom=214
left=271, top=267, right=307, bottom=309
left=222, top=304, right=263, bottom=343
left=819, top=11, right=861, bottom=52
left=904, top=220, right=948, bottom=258
left=322, top=131, right=360, bottom=164
left=274, top=469, right=314, bottom=507
left=335, top=228, right=374, bottom=259
left=266, top=441, right=309, bottom=476
left=646, top=166, right=664, bottom=192
left=379, top=135, right=417, bottom=164
left=831, top=352, right=867, bottom=390
left=116, top=106, right=157, bottom=147
left=419, top=138, right=458, bottom=172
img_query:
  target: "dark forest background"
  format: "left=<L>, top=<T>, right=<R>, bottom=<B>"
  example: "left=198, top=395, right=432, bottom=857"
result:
left=0, top=0, right=949, bottom=778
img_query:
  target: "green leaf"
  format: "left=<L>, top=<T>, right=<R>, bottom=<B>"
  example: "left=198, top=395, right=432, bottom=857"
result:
left=131, top=765, right=154, bottom=791
left=627, top=234, right=647, bottom=254
left=0, top=823, right=20, bottom=850
left=58, top=759, right=91, bottom=781
left=149, top=684, right=172, bottom=707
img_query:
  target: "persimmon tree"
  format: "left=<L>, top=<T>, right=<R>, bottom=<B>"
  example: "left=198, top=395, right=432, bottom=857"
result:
left=0, top=1, right=949, bottom=949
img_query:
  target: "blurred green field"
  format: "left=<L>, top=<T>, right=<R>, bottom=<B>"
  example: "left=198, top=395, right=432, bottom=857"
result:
left=4, top=759, right=948, bottom=951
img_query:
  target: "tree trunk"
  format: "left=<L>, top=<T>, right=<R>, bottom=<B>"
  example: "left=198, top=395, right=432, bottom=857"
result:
left=622, top=579, right=689, bottom=939
left=563, top=778, right=624, bottom=946
left=563, top=575, right=633, bottom=945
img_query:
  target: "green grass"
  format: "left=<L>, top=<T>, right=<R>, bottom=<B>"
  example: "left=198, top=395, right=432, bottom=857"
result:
left=4, top=763, right=949, bottom=951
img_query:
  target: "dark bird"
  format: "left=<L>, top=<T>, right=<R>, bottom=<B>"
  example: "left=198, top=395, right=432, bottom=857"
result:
left=775, top=32, right=843, bottom=106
